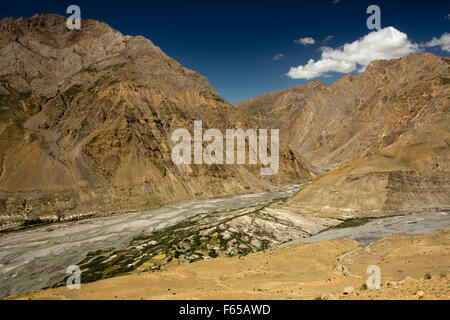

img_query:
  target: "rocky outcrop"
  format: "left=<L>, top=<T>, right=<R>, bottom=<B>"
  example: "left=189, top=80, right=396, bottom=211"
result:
left=0, top=14, right=313, bottom=230
left=282, top=106, right=450, bottom=218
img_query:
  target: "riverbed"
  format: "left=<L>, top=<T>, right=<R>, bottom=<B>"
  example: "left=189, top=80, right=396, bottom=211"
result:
left=0, top=185, right=301, bottom=298
left=0, top=185, right=449, bottom=299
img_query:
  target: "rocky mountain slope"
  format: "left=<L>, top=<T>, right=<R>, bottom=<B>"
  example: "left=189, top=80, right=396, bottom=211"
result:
left=0, top=14, right=312, bottom=230
left=238, top=53, right=450, bottom=217
left=236, top=80, right=328, bottom=154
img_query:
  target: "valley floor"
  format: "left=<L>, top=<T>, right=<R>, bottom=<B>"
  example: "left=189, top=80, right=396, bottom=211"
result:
left=10, top=228, right=450, bottom=300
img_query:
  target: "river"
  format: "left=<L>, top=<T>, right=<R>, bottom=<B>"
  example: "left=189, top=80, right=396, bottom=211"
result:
left=0, top=185, right=301, bottom=298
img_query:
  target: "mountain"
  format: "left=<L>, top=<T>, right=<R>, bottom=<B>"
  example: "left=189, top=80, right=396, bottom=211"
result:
left=238, top=53, right=450, bottom=218
left=0, top=14, right=312, bottom=230
left=236, top=80, right=328, bottom=157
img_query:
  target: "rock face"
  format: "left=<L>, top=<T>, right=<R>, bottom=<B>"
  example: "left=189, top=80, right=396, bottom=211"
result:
left=238, top=53, right=450, bottom=218
left=0, top=14, right=312, bottom=229
left=236, top=80, right=329, bottom=156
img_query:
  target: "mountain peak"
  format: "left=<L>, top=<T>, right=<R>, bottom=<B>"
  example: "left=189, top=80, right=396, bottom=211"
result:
left=0, top=14, right=312, bottom=230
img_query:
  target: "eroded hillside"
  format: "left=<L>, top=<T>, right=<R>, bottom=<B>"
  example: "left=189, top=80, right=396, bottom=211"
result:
left=238, top=53, right=450, bottom=217
left=0, top=14, right=313, bottom=230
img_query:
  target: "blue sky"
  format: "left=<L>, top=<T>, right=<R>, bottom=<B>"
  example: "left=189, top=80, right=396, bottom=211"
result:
left=1, top=0, right=449, bottom=102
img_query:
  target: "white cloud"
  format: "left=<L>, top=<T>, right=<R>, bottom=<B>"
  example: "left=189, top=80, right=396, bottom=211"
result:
left=294, top=37, right=315, bottom=46
left=446, top=14, right=450, bottom=20
left=422, top=33, right=450, bottom=52
left=323, top=35, right=334, bottom=43
left=273, top=53, right=284, bottom=61
left=333, top=0, right=340, bottom=4
left=287, top=27, right=419, bottom=80
left=288, top=58, right=355, bottom=79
